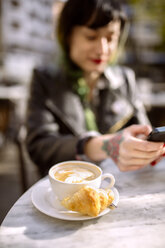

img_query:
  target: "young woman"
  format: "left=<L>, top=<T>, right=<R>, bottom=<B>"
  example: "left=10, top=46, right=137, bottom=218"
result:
left=25, top=0, right=164, bottom=176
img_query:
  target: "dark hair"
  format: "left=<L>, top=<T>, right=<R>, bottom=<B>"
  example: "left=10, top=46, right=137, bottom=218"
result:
left=57, top=0, right=127, bottom=54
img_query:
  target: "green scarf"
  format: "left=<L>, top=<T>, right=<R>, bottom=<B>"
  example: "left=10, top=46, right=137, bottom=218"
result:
left=58, top=52, right=98, bottom=131
left=75, top=78, right=98, bottom=131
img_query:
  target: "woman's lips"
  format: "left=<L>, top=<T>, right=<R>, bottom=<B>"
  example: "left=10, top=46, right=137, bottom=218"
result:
left=91, top=59, right=104, bottom=64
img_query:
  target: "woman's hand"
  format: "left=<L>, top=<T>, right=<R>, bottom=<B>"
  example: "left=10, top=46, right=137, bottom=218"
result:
left=114, top=125, right=165, bottom=171
left=84, top=125, right=165, bottom=171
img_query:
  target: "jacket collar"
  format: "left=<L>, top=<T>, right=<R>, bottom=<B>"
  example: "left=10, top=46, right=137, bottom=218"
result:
left=104, top=66, right=125, bottom=89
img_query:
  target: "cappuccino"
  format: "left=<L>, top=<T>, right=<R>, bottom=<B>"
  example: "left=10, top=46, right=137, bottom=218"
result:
left=54, top=164, right=97, bottom=183
left=49, top=160, right=115, bottom=201
left=49, top=161, right=115, bottom=201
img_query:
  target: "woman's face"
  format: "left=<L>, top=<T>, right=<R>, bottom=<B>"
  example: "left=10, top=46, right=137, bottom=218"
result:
left=69, top=20, right=121, bottom=74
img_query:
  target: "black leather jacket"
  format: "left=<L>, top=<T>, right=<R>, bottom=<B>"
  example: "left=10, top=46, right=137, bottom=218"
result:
left=25, top=65, right=150, bottom=175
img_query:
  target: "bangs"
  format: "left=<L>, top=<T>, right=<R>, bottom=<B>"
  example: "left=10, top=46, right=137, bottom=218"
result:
left=83, top=0, right=126, bottom=30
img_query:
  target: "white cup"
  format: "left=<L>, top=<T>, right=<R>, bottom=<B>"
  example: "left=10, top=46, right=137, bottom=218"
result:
left=49, top=161, right=115, bottom=201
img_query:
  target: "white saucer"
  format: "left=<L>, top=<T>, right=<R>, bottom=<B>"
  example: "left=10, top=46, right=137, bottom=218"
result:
left=31, top=179, right=119, bottom=221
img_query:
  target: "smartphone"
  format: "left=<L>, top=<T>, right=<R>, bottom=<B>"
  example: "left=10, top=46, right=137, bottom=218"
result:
left=147, top=126, right=165, bottom=142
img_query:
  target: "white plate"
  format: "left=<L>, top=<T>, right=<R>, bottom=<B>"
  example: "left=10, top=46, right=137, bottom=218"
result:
left=31, top=179, right=119, bottom=221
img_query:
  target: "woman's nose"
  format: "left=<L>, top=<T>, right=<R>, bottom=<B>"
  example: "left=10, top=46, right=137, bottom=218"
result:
left=96, top=37, right=109, bottom=55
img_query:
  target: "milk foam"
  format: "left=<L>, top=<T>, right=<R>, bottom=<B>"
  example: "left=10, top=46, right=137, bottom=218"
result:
left=54, top=166, right=96, bottom=183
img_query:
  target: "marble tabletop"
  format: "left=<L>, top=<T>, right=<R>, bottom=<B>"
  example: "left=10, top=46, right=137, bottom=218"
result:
left=0, top=158, right=165, bottom=248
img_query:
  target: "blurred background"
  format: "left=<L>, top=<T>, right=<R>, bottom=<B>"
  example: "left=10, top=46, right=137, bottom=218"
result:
left=0, top=0, right=165, bottom=224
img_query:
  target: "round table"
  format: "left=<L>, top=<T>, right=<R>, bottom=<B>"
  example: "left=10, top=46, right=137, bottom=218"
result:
left=0, top=159, right=165, bottom=248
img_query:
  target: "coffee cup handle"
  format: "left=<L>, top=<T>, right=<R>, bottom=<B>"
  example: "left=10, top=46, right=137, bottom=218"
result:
left=101, top=173, right=115, bottom=189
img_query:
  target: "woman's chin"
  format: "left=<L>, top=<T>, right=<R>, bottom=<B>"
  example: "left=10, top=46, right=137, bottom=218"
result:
left=83, top=65, right=106, bottom=74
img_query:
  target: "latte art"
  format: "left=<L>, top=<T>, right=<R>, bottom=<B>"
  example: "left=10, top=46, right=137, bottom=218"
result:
left=54, top=166, right=96, bottom=183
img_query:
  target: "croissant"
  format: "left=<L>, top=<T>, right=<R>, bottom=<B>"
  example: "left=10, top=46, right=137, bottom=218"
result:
left=61, top=186, right=114, bottom=217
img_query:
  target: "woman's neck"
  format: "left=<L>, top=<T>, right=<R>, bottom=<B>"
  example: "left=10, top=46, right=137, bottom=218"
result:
left=84, top=71, right=100, bottom=88
left=83, top=71, right=101, bottom=102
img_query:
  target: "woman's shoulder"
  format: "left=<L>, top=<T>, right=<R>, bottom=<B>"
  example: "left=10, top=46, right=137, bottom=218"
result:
left=32, top=64, right=63, bottom=80
left=104, top=65, right=136, bottom=89
left=105, top=65, right=135, bottom=77
left=31, top=64, right=69, bottom=92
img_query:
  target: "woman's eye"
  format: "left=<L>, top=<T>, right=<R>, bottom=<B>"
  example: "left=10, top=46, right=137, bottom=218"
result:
left=107, top=37, right=112, bottom=42
left=108, top=35, right=119, bottom=43
left=86, top=35, right=97, bottom=41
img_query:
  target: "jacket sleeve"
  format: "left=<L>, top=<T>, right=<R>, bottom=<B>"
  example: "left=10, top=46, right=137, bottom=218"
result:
left=25, top=68, right=79, bottom=176
left=123, top=67, right=151, bottom=126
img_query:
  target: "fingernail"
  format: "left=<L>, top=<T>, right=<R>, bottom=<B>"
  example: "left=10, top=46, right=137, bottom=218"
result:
left=163, top=144, right=165, bottom=147
left=151, top=161, right=156, bottom=166
left=163, top=153, right=165, bottom=157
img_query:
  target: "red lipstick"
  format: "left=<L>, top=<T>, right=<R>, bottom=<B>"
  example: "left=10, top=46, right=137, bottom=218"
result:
left=91, top=59, right=103, bottom=64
